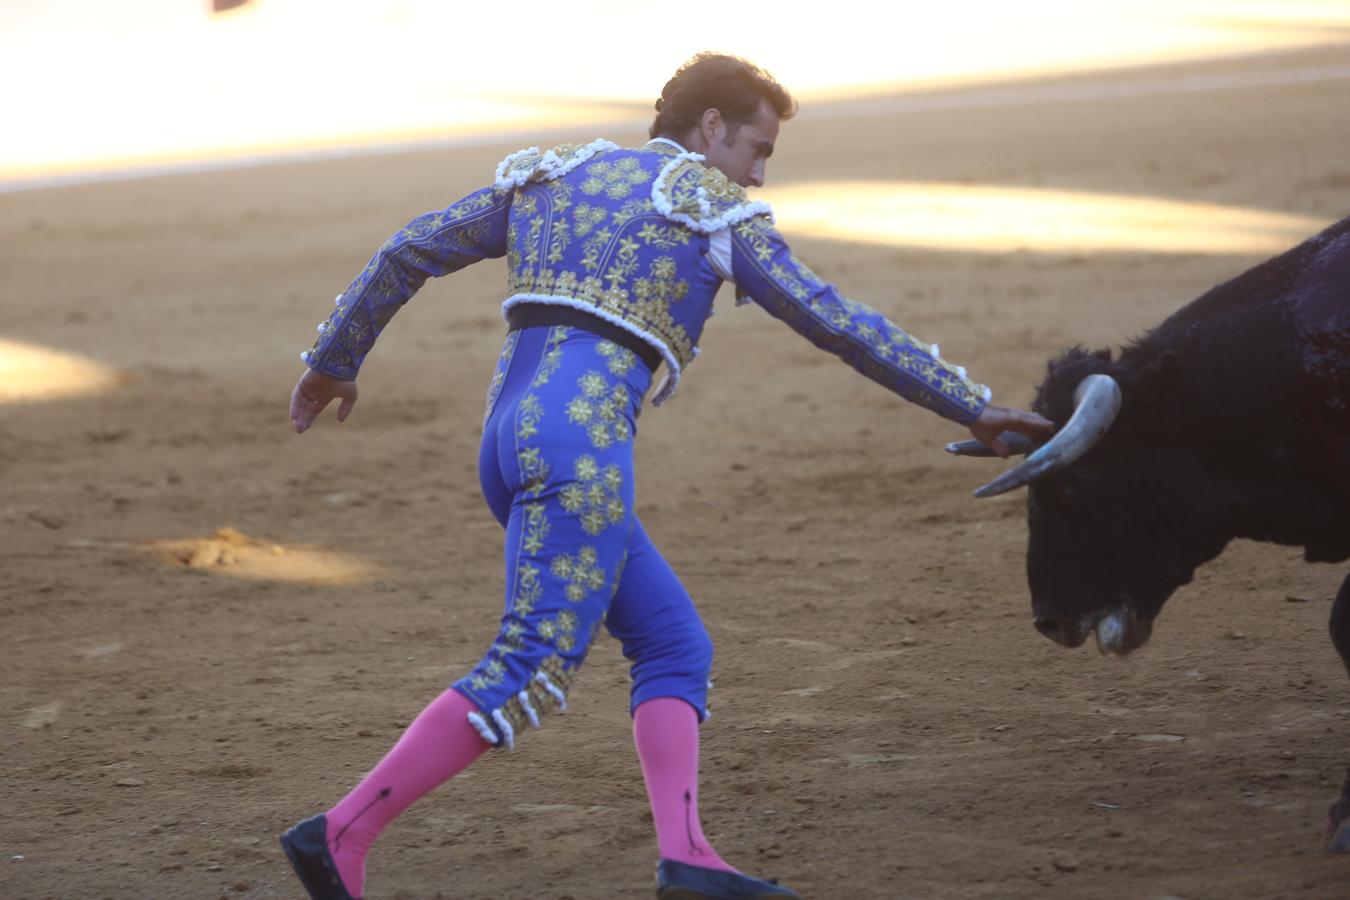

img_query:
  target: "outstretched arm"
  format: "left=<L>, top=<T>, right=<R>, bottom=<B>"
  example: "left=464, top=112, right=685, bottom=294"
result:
left=730, top=214, right=989, bottom=422
left=728, top=215, right=1051, bottom=447
left=290, top=186, right=512, bottom=433
left=301, top=187, right=512, bottom=381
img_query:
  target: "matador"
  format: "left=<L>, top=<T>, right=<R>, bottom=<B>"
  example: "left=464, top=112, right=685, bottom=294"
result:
left=280, top=52, right=1051, bottom=900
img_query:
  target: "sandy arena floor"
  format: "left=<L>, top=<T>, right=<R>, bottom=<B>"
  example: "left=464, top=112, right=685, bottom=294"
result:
left=4, top=45, right=1350, bottom=900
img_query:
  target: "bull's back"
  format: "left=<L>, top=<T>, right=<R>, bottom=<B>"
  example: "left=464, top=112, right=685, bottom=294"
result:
left=1290, top=220, right=1350, bottom=504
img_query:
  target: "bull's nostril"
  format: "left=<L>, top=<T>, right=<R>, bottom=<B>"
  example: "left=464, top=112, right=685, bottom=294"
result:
left=1035, top=616, right=1062, bottom=636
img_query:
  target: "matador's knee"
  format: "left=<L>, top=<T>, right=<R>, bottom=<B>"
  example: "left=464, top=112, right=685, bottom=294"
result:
left=626, top=622, right=715, bottom=720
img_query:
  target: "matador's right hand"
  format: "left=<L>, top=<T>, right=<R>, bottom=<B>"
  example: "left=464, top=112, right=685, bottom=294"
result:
left=289, top=368, right=359, bottom=434
left=965, top=404, right=1054, bottom=458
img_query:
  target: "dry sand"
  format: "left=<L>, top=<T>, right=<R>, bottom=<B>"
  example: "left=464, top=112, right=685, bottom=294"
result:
left=4, top=44, right=1350, bottom=899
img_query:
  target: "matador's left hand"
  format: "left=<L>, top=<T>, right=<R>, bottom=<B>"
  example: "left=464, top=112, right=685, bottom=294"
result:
left=289, top=368, right=359, bottom=434
left=966, top=404, right=1054, bottom=458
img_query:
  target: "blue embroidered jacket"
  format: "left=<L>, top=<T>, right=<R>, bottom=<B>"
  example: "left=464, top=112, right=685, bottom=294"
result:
left=303, top=138, right=991, bottom=422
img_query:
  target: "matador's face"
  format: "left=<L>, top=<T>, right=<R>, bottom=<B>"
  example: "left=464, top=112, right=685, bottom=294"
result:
left=701, top=98, right=780, bottom=189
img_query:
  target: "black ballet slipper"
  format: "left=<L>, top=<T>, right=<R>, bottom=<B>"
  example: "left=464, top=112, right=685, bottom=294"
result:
left=279, top=814, right=361, bottom=900
left=656, top=858, right=800, bottom=899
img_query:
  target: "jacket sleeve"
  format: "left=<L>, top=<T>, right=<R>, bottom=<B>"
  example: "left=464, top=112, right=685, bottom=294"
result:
left=729, top=214, right=990, bottom=424
left=301, top=186, right=512, bottom=380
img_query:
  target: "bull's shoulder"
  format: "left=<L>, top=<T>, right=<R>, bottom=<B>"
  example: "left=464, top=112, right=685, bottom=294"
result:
left=652, top=154, right=772, bottom=233
left=493, top=139, right=621, bottom=191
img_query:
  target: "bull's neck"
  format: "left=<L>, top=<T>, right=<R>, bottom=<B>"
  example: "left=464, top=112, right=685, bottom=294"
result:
left=1129, top=298, right=1337, bottom=553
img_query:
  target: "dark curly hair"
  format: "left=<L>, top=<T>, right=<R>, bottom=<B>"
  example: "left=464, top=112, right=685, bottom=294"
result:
left=650, top=53, right=797, bottom=140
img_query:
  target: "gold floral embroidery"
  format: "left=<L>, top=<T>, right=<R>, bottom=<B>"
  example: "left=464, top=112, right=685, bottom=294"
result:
left=545, top=178, right=574, bottom=213
left=770, top=262, right=811, bottom=302
left=731, top=215, right=987, bottom=415
left=501, top=620, right=526, bottom=651
left=565, top=371, right=633, bottom=449
left=573, top=454, right=599, bottom=482
left=546, top=221, right=571, bottom=265
left=580, top=224, right=615, bottom=272
left=544, top=180, right=575, bottom=264
left=573, top=203, right=608, bottom=237
left=512, top=562, right=544, bottom=617
left=446, top=190, right=501, bottom=220
left=530, top=327, right=569, bottom=388
left=660, top=158, right=751, bottom=223
left=580, top=157, right=648, bottom=200
left=550, top=545, right=608, bottom=602
left=734, top=215, right=777, bottom=262
left=634, top=256, right=690, bottom=307
left=507, top=268, right=694, bottom=368
left=517, top=395, right=544, bottom=441
left=538, top=609, right=580, bottom=652
left=596, top=341, right=636, bottom=376
left=637, top=221, right=691, bottom=249
left=393, top=213, right=493, bottom=248
left=605, top=237, right=641, bottom=295
left=516, top=391, right=551, bottom=495
left=521, top=502, right=550, bottom=554
left=506, top=221, right=521, bottom=272
left=504, top=152, right=728, bottom=378
left=613, top=198, right=657, bottom=226
left=559, top=454, right=626, bottom=535
left=307, top=189, right=508, bottom=378
left=468, top=656, right=509, bottom=692
left=524, top=215, right=543, bottom=269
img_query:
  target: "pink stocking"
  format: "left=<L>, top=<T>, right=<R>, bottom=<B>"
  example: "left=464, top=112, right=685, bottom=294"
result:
left=633, top=697, right=736, bottom=872
left=323, top=689, right=489, bottom=896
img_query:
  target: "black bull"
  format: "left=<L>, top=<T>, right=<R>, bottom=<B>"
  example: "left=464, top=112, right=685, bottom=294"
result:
left=951, top=214, right=1350, bottom=848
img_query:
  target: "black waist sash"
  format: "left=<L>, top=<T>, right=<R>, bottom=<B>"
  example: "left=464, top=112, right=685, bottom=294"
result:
left=505, top=304, right=663, bottom=372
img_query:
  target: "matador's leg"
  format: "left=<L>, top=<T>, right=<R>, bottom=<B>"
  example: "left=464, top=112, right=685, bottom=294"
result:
left=455, top=326, right=641, bottom=748
left=605, top=520, right=734, bottom=872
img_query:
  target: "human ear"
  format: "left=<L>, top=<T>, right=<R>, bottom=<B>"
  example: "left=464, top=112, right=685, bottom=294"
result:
left=700, top=108, right=724, bottom=144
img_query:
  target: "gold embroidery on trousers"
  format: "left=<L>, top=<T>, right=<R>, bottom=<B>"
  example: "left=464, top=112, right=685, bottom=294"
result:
left=559, top=455, right=626, bottom=536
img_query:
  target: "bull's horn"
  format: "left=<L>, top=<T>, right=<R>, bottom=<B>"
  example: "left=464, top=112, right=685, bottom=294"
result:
left=945, top=432, right=1039, bottom=457
left=972, top=374, right=1121, bottom=499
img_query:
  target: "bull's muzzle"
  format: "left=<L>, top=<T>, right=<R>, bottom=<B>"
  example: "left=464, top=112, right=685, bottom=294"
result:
left=1034, top=614, right=1089, bottom=648
left=1034, top=606, right=1152, bottom=655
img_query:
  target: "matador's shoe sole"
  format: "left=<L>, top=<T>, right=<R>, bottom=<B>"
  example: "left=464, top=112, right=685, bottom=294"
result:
left=279, top=814, right=361, bottom=900
left=656, top=858, right=800, bottom=899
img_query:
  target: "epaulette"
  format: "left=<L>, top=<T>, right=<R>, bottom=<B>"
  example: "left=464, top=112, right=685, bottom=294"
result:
left=651, top=153, right=773, bottom=234
left=493, top=138, right=620, bottom=191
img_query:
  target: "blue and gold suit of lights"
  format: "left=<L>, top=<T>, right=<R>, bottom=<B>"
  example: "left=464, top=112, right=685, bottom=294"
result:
left=301, top=138, right=991, bottom=747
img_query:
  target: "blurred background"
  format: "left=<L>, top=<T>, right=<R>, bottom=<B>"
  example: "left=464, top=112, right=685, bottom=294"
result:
left=4, top=0, right=1349, bottom=188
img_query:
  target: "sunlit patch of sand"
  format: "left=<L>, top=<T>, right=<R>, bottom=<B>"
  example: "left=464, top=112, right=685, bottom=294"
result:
left=0, top=338, right=124, bottom=403
left=80, top=643, right=125, bottom=659
left=20, top=701, right=63, bottom=729
left=145, top=527, right=380, bottom=585
left=762, top=181, right=1328, bottom=255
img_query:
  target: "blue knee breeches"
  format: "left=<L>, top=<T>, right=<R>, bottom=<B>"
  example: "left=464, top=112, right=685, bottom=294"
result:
left=454, top=324, right=713, bottom=749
